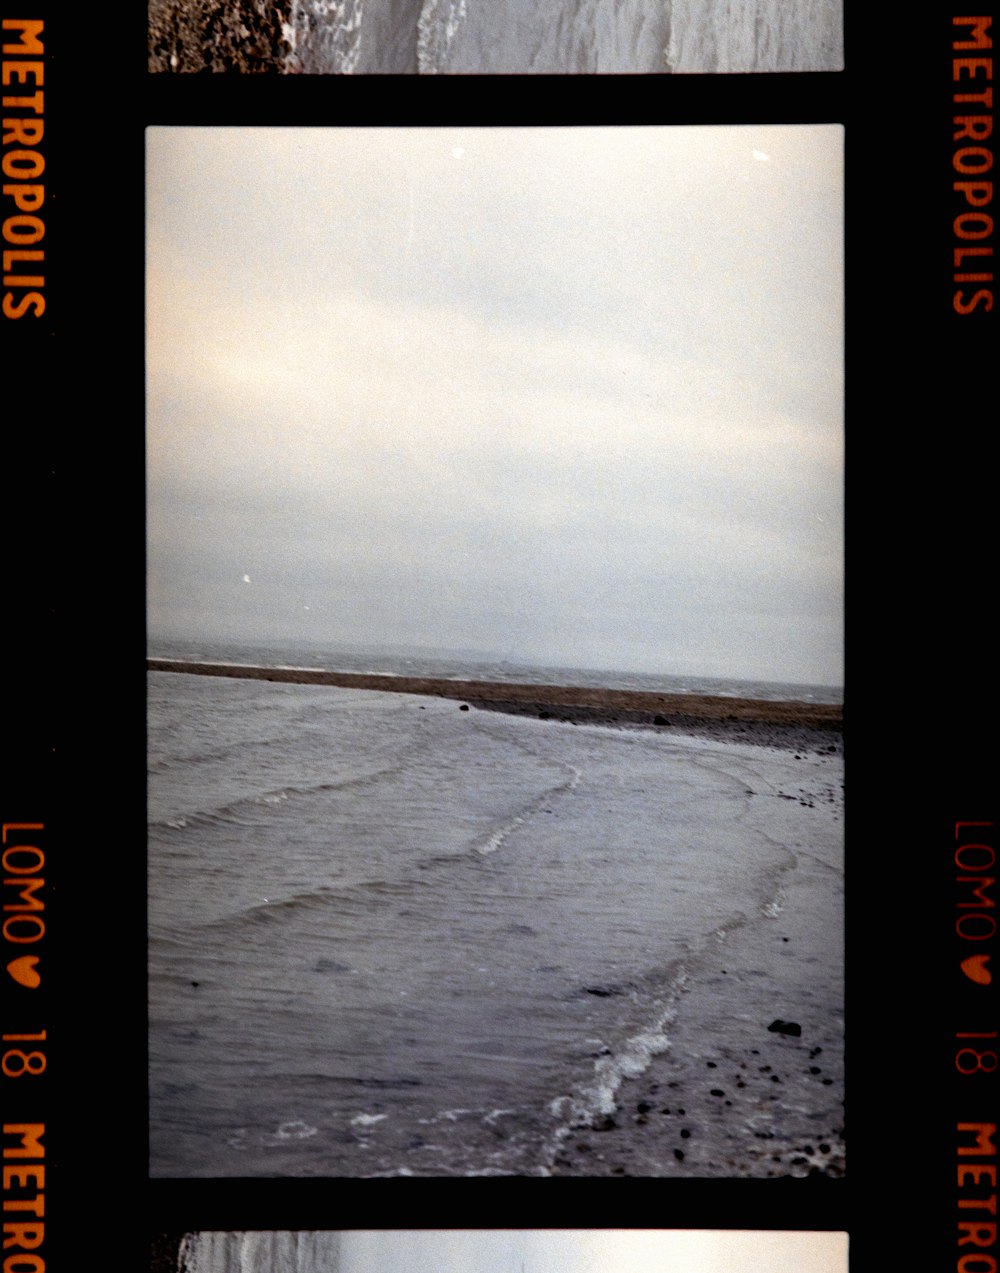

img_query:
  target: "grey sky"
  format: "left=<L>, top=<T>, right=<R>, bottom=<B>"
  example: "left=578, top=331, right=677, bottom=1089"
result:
left=341, top=1230, right=848, bottom=1273
left=147, top=126, right=843, bottom=685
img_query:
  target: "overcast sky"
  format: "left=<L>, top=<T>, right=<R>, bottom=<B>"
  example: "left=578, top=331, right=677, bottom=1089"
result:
left=346, top=1230, right=848, bottom=1273
left=192, top=1230, right=847, bottom=1273
left=146, top=126, right=843, bottom=686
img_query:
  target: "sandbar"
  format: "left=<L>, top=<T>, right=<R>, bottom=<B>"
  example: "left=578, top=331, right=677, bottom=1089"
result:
left=147, top=658, right=842, bottom=755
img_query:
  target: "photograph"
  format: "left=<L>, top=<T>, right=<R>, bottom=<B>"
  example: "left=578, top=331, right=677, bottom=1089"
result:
left=5, top=0, right=1000, bottom=1260
left=146, top=0, right=844, bottom=74
left=145, top=123, right=844, bottom=1179
left=151, top=1229, right=850, bottom=1273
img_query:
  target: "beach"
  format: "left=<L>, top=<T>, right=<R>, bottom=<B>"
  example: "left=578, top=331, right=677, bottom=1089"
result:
left=545, top=791, right=844, bottom=1178
left=470, top=678, right=845, bottom=1176
left=147, top=0, right=843, bottom=71
left=147, top=657, right=842, bottom=743
left=469, top=693, right=845, bottom=1177
left=148, top=663, right=842, bottom=1177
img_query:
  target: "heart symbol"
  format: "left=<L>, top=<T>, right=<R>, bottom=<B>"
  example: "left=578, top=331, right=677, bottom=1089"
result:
left=961, top=954, right=992, bottom=985
left=6, top=956, right=41, bottom=988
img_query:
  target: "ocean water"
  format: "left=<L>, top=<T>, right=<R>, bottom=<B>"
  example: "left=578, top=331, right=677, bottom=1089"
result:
left=149, top=635, right=843, bottom=706
left=179, top=1232, right=343, bottom=1273
left=284, top=0, right=843, bottom=72
left=148, top=654, right=843, bottom=1177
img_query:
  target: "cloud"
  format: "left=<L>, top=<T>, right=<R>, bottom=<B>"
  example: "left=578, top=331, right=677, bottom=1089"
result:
left=146, top=126, right=843, bottom=683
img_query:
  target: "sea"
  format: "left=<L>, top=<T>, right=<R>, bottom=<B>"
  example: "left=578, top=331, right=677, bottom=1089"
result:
left=178, top=1232, right=343, bottom=1273
left=148, top=637, right=843, bottom=1178
left=283, top=0, right=843, bottom=73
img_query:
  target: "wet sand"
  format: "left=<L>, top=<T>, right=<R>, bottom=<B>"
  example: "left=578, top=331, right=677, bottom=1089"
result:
left=548, top=812, right=845, bottom=1178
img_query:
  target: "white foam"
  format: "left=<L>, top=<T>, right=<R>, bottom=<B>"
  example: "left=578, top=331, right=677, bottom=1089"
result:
left=762, top=888, right=786, bottom=918
left=263, top=1120, right=317, bottom=1143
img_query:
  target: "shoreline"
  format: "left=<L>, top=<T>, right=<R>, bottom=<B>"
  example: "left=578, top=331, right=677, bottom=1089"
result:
left=538, top=721, right=845, bottom=1178
left=545, top=815, right=845, bottom=1179
left=147, top=659, right=842, bottom=754
left=465, top=698, right=841, bottom=755
left=148, top=658, right=843, bottom=1177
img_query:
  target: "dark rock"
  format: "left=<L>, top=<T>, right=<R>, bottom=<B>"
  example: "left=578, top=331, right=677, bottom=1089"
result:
left=767, top=1019, right=802, bottom=1037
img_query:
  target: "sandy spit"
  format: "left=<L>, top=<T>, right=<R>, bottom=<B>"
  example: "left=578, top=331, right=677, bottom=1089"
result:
left=146, top=659, right=842, bottom=744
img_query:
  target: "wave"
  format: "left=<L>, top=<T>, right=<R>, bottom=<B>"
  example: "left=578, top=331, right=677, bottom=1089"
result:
left=286, top=0, right=364, bottom=71
left=148, top=755, right=422, bottom=831
left=474, top=760, right=580, bottom=855
left=186, top=771, right=574, bottom=934
left=225, top=0, right=843, bottom=76
left=539, top=916, right=750, bottom=1166
left=180, top=1232, right=342, bottom=1273
left=146, top=720, right=319, bottom=779
left=416, top=0, right=466, bottom=72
